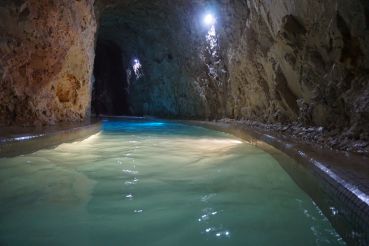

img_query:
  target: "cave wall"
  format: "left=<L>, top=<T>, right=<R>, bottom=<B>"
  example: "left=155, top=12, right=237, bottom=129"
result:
left=0, top=0, right=368, bottom=141
left=96, top=0, right=369, bottom=140
left=221, top=0, right=369, bottom=138
left=95, top=1, right=210, bottom=119
left=0, top=0, right=96, bottom=125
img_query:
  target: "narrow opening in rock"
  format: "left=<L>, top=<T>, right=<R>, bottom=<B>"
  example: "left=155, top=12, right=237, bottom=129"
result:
left=92, top=39, right=131, bottom=116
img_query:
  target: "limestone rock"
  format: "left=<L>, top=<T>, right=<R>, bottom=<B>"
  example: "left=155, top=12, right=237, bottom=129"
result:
left=1, top=0, right=368, bottom=147
left=94, top=0, right=369, bottom=140
left=0, top=0, right=96, bottom=125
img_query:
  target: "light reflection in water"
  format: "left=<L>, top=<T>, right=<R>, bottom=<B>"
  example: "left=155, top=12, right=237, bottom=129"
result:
left=0, top=119, right=346, bottom=245
left=122, top=169, right=138, bottom=175
left=124, top=178, right=139, bottom=185
left=125, top=194, right=134, bottom=199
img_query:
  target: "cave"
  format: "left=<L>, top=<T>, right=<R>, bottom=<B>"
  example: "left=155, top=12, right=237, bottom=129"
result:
left=0, top=0, right=369, bottom=245
left=92, top=39, right=130, bottom=116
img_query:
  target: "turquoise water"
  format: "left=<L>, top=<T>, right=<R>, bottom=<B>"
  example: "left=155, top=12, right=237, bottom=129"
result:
left=0, top=119, right=345, bottom=245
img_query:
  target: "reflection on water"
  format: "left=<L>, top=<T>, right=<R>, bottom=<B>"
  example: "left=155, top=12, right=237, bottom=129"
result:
left=0, top=119, right=345, bottom=245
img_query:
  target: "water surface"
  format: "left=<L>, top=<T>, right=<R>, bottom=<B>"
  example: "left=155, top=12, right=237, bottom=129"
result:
left=0, top=119, right=344, bottom=245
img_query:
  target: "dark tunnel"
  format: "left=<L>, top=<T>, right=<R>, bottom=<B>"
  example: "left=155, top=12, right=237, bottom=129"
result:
left=92, top=39, right=131, bottom=116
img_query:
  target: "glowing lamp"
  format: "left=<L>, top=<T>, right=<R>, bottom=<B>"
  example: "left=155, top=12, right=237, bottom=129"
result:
left=203, top=13, right=216, bottom=26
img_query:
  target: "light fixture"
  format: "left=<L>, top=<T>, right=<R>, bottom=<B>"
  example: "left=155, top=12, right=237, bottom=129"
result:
left=132, top=58, right=143, bottom=79
left=203, top=13, right=216, bottom=26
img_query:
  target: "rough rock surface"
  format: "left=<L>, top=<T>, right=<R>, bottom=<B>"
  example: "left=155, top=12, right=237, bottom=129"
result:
left=0, top=0, right=96, bottom=126
left=95, top=0, right=210, bottom=118
left=93, top=0, right=369, bottom=152
left=1, top=0, right=368, bottom=152
left=221, top=0, right=369, bottom=142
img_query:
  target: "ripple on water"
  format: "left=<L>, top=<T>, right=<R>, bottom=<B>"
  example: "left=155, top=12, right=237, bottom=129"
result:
left=0, top=120, right=346, bottom=246
left=122, top=169, right=139, bottom=175
left=124, top=177, right=139, bottom=185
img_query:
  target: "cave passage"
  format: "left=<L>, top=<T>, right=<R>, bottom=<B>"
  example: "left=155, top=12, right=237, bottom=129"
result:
left=1, top=0, right=369, bottom=245
left=92, top=39, right=131, bottom=116
left=0, top=119, right=346, bottom=245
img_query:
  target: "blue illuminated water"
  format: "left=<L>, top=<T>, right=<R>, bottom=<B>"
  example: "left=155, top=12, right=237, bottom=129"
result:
left=0, top=119, right=345, bottom=245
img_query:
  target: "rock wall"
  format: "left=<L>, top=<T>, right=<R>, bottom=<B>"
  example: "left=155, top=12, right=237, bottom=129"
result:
left=95, top=0, right=369, bottom=141
left=221, top=0, right=369, bottom=139
left=95, top=0, right=210, bottom=119
left=0, top=0, right=96, bottom=126
left=1, top=0, right=368, bottom=146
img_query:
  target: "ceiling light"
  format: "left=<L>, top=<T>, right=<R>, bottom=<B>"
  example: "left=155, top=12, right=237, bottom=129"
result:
left=204, top=13, right=216, bottom=26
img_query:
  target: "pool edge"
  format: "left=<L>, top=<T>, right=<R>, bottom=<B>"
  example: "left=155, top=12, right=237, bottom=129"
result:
left=0, top=120, right=102, bottom=157
left=179, top=119, right=369, bottom=245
